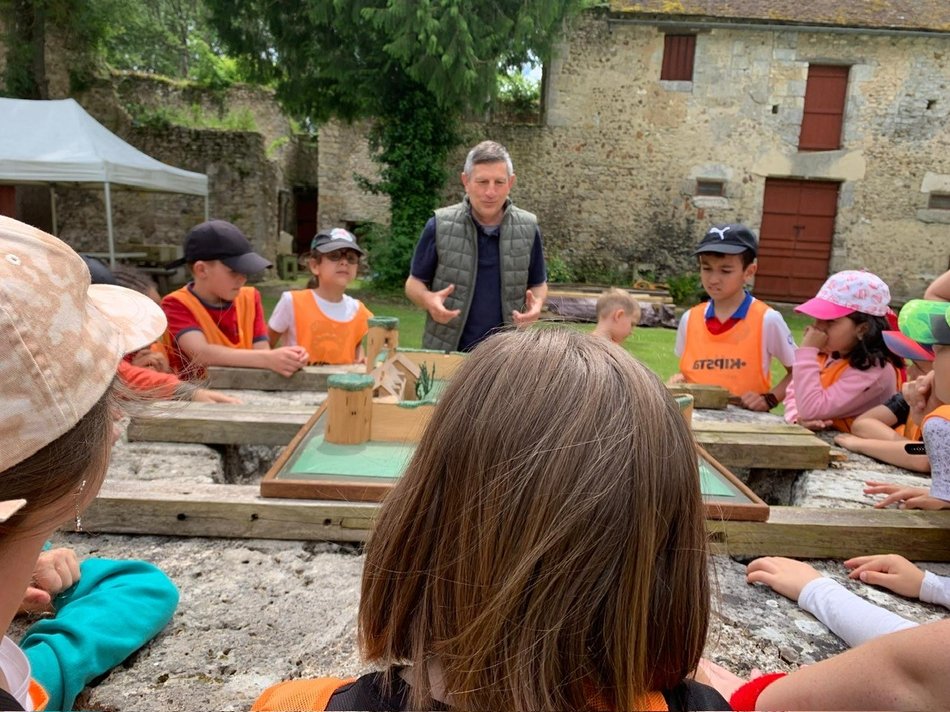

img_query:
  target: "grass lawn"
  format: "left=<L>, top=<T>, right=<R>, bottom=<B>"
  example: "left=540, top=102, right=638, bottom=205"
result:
left=260, top=280, right=811, bottom=385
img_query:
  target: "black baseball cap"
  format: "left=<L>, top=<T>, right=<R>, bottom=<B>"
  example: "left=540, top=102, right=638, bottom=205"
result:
left=311, top=228, right=365, bottom=256
left=168, top=220, right=272, bottom=274
left=693, top=224, right=758, bottom=257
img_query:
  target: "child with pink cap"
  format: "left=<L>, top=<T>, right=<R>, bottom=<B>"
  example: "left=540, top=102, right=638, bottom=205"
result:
left=785, top=270, right=904, bottom=431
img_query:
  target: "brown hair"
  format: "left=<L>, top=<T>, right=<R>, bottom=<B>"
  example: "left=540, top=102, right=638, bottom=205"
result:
left=359, top=327, right=709, bottom=711
left=596, top=288, right=641, bottom=322
left=0, top=383, right=118, bottom=538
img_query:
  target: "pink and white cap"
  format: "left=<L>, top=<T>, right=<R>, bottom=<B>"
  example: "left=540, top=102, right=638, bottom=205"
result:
left=0, top=216, right=167, bottom=472
left=795, top=270, right=891, bottom=320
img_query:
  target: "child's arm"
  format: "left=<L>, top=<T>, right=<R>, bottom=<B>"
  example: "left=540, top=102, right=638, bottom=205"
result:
left=668, top=309, right=689, bottom=383
left=790, top=345, right=896, bottom=422
left=923, top=270, right=950, bottom=300
left=747, top=557, right=918, bottom=648
left=176, top=331, right=308, bottom=377
left=756, top=619, right=950, bottom=711
left=267, top=327, right=285, bottom=348
left=833, top=435, right=931, bottom=472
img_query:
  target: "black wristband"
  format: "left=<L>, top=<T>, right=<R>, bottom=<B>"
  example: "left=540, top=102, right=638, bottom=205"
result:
left=762, top=392, right=779, bottom=409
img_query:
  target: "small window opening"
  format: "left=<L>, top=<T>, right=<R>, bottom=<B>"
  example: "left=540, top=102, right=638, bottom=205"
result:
left=928, top=193, right=950, bottom=210
left=772, top=104, right=779, bottom=114
left=661, top=35, right=696, bottom=81
left=696, top=180, right=725, bottom=197
left=927, top=99, right=937, bottom=110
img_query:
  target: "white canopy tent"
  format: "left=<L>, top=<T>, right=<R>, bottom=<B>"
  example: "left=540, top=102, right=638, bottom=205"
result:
left=0, top=97, right=209, bottom=265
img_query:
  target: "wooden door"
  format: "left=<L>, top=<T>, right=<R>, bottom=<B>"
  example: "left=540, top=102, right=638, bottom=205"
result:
left=755, top=178, right=839, bottom=301
left=799, top=65, right=849, bottom=151
left=294, top=188, right=318, bottom=255
left=0, top=186, right=14, bottom=217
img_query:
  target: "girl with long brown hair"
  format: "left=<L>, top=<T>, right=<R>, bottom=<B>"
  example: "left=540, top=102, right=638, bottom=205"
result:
left=255, top=327, right=727, bottom=711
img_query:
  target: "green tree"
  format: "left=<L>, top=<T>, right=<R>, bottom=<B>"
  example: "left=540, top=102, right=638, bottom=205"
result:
left=205, top=0, right=584, bottom=288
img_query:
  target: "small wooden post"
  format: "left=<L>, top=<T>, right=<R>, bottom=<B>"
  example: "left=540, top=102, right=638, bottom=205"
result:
left=325, top=374, right=375, bottom=445
left=674, top=394, right=694, bottom=427
left=365, top=316, right=400, bottom=373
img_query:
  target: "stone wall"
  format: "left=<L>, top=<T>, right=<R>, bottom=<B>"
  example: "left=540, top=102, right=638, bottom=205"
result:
left=315, top=119, right=390, bottom=231
left=319, top=10, right=950, bottom=299
left=535, top=11, right=950, bottom=297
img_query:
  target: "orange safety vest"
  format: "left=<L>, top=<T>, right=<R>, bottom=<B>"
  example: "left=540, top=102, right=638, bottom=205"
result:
left=161, top=286, right=257, bottom=376
left=896, top=416, right=923, bottom=442
left=679, top=298, right=771, bottom=396
left=29, top=679, right=49, bottom=711
left=921, top=404, right=950, bottom=430
left=290, top=290, right=372, bottom=365
left=251, top=677, right=668, bottom=712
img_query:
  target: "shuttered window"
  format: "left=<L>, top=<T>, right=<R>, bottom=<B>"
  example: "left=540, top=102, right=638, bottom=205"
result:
left=799, top=65, right=850, bottom=151
left=661, top=35, right=696, bottom=81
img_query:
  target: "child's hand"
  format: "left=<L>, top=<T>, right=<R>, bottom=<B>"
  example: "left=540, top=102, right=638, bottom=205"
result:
left=193, top=389, right=242, bottom=404
left=19, top=548, right=80, bottom=614
left=268, top=346, right=309, bottom=377
left=667, top=373, right=686, bottom=385
left=844, top=554, right=925, bottom=598
left=746, top=556, right=823, bottom=601
left=905, top=371, right=937, bottom=425
left=739, top=391, right=770, bottom=411
left=864, top=480, right=949, bottom=509
left=799, top=418, right=833, bottom=431
left=833, top=432, right=863, bottom=452
left=801, top=325, right=828, bottom=350
left=695, top=659, right=753, bottom=701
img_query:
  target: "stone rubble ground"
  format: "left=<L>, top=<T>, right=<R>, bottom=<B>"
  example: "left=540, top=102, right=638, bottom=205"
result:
left=20, top=396, right=949, bottom=711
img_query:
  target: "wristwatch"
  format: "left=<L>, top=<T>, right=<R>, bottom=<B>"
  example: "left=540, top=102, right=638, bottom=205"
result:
left=762, top=392, right=779, bottom=409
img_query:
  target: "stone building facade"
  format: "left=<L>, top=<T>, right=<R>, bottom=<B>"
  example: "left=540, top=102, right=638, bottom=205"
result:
left=321, top=2, right=950, bottom=301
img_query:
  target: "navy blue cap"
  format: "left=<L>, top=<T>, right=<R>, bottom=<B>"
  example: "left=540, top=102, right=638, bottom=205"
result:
left=694, top=224, right=758, bottom=256
left=168, top=220, right=272, bottom=275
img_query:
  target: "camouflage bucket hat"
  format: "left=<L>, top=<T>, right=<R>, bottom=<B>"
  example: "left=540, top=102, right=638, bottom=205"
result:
left=0, top=216, right=167, bottom=472
left=897, top=299, right=950, bottom=346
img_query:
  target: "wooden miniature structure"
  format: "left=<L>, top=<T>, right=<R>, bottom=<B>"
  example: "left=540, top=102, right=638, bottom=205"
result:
left=364, top=316, right=400, bottom=373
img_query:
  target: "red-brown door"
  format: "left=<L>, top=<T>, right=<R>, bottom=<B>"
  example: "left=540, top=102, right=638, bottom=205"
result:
left=755, top=178, right=839, bottom=301
left=0, top=186, right=14, bottom=217
left=294, top=187, right=318, bottom=255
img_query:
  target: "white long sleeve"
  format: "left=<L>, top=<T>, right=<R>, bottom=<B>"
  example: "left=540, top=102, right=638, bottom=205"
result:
left=920, top=571, right=950, bottom=609
left=797, top=576, right=918, bottom=647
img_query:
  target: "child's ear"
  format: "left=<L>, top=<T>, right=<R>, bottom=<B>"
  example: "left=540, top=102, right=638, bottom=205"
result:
left=613, top=308, right=626, bottom=322
left=744, top=261, right=758, bottom=280
left=192, top=261, right=208, bottom=278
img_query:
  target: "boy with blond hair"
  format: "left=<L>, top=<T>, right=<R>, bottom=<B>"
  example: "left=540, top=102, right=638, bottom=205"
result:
left=161, top=220, right=309, bottom=378
left=593, top=288, right=640, bottom=345
left=671, top=224, right=795, bottom=411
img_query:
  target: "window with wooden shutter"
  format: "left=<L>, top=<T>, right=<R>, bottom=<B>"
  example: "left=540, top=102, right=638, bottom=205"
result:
left=661, top=35, right=696, bottom=81
left=799, top=65, right=850, bottom=151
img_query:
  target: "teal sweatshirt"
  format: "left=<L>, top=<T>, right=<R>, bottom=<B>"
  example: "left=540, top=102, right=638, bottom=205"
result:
left=19, top=558, right=179, bottom=711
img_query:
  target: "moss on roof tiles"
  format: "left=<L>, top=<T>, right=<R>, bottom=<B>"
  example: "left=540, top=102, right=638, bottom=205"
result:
left=609, top=0, right=950, bottom=32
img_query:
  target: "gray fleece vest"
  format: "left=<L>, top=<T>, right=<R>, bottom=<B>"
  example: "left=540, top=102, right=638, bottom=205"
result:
left=422, top=198, right=537, bottom=351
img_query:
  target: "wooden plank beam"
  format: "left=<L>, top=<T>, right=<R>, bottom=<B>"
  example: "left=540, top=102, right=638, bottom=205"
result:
left=694, top=431, right=829, bottom=470
left=667, top=383, right=730, bottom=409
left=128, top=403, right=829, bottom=470
left=710, top=507, right=950, bottom=560
left=127, top=403, right=316, bottom=446
left=83, top=480, right=376, bottom=543
left=82, top=481, right=950, bottom=560
left=205, top=365, right=362, bottom=391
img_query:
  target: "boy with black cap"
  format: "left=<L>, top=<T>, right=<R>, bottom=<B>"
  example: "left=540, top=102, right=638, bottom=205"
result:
left=672, top=223, right=795, bottom=411
left=268, top=228, right=373, bottom=364
left=161, top=219, right=309, bottom=378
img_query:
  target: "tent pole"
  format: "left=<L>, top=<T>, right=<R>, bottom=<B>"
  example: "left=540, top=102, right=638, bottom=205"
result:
left=204, top=194, right=210, bottom=221
left=103, top=182, right=116, bottom=268
left=49, top=186, right=57, bottom=235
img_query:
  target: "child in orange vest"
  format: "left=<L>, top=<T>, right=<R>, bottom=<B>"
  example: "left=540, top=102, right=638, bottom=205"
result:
left=161, top=220, right=309, bottom=378
left=267, top=228, right=373, bottom=365
left=784, top=270, right=903, bottom=432
left=673, top=224, right=795, bottom=411
left=0, top=218, right=173, bottom=711
left=592, top=288, right=640, bottom=345
left=253, top=328, right=728, bottom=711
left=833, top=330, right=934, bottom=472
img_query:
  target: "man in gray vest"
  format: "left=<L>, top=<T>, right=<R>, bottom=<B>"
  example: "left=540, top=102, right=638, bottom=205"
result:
left=405, top=140, right=548, bottom=352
